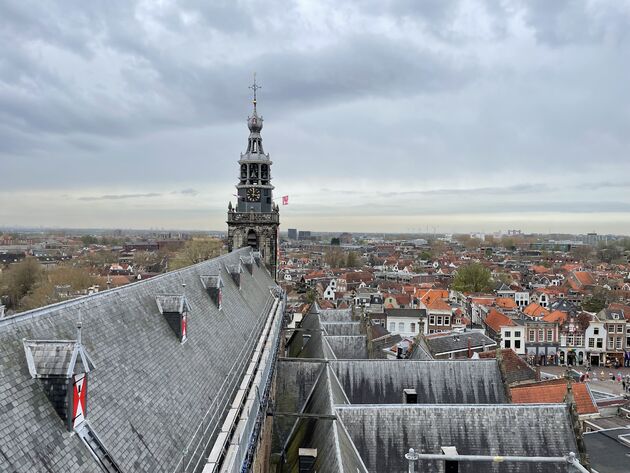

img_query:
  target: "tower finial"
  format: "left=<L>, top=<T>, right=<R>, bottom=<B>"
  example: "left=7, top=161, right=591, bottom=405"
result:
left=249, top=73, right=261, bottom=113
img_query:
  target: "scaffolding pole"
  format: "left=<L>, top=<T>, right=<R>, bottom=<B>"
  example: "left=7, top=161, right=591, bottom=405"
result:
left=404, top=451, right=589, bottom=473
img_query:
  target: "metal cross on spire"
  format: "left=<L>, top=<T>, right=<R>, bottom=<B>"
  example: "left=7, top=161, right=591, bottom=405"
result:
left=249, top=73, right=261, bottom=112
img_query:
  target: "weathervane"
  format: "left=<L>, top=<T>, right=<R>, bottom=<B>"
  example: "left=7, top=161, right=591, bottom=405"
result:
left=249, top=73, right=261, bottom=112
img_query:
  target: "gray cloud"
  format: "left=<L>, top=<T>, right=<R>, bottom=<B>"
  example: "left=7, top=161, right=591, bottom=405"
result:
left=78, top=193, right=162, bottom=201
left=1, top=0, right=630, bottom=233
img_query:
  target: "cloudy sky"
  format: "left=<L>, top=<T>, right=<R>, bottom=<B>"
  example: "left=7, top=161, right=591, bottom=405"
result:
left=1, top=0, right=630, bottom=235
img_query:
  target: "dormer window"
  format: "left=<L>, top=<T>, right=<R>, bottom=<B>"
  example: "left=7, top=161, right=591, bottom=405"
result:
left=240, top=255, right=254, bottom=275
left=156, top=295, right=191, bottom=343
left=226, top=263, right=243, bottom=288
left=252, top=251, right=262, bottom=267
left=23, top=326, right=95, bottom=431
left=200, top=274, right=224, bottom=310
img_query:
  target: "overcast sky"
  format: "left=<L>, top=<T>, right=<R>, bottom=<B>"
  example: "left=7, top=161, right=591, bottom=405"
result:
left=1, top=0, right=630, bottom=235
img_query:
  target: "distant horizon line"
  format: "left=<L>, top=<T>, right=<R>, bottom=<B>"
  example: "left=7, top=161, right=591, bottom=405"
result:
left=0, top=226, right=627, bottom=239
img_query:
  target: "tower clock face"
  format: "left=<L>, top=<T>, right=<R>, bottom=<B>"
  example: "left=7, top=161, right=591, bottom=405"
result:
left=246, top=187, right=261, bottom=202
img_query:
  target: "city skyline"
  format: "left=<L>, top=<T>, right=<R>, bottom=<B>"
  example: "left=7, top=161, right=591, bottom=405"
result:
left=2, top=1, right=630, bottom=234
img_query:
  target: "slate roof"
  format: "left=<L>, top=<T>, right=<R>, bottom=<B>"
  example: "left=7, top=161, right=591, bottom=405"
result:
left=336, top=404, right=579, bottom=473
left=478, top=349, right=537, bottom=386
left=583, top=428, right=630, bottom=473
left=23, top=339, right=95, bottom=378
left=330, top=360, right=507, bottom=404
left=155, top=294, right=188, bottom=313
left=0, top=247, right=277, bottom=473
left=322, top=321, right=362, bottom=336
left=424, top=331, right=497, bottom=355
left=325, top=336, right=368, bottom=359
left=275, top=304, right=587, bottom=472
left=384, top=308, right=426, bottom=318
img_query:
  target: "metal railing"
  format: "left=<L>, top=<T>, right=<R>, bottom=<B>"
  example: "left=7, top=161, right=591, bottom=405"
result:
left=404, top=449, right=589, bottom=473
left=227, top=212, right=279, bottom=224
left=231, top=296, right=284, bottom=473
left=172, top=294, right=276, bottom=473
left=198, top=289, right=285, bottom=473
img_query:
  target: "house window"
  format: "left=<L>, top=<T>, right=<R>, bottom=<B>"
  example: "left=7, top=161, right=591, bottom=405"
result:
left=528, top=330, right=535, bottom=342
left=410, top=323, right=416, bottom=333
left=617, top=325, right=624, bottom=333
left=389, top=322, right=395, bottom=332
left=593, top=327, right=599, bottom=335
left=429, top=316, right=435, bottom=325
left=444, top=317, right=450, bottom=326
left=596, top=339, right=603, bottom=349
left=608, top=337, right=614, bottom=349
left=588, top=338, right=594, bottom=348
left=538, top=329, right=544, bottom=341
left=398, top=322, right=404, bottom=332
left=616, top=338, right=622, bottom=350
left=504, top=340, right=511, bottom=349
left=515, top=340, right=521, bottom=349
left=547, top=330, right=553, bottom=342
left=505, top=331, right=511, bottom=338
left=437, top=316, right=443, bottom=326
left=514, top=331, right=521, bottom=337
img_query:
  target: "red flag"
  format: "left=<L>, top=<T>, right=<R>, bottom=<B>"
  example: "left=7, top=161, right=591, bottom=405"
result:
left=282, top=195, right=289, bottom=205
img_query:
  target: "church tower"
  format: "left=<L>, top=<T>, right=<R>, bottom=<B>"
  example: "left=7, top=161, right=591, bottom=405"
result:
left=227, top=77, right=279, bottom=279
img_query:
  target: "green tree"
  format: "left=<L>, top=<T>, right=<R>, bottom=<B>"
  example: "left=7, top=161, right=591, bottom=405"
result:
left=582, top=287, right=612, bottom=312
left=346, top=251, right=359, bottom=268
left=0, top=257, right=42, bottom=309
left=596, top=244, right=621, bottom=264
left=452, top=263, right=492, bottom=293
left=330, top=237, right=340, bottom=246
left=81, top=235, right=98, bottom=246
left=324, top=248, right=344, bottom=268
left=305, top=288, right=317, bottom=304
left=170, top=238, right=223, bottom=270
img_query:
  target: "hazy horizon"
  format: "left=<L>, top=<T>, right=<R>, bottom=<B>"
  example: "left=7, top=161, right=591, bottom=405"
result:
left=2, top=1, right=630, bottom=234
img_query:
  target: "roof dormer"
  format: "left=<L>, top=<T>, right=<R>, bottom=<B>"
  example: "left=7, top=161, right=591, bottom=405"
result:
left=200, top=274, right=224, bottom=310
left=226, top=263, right=243, bottom=289
left=23, top=324, right=95, bottom=431
left=240, top=254, right=254, bottom=274
left=156, top=294, right=191, bottom=343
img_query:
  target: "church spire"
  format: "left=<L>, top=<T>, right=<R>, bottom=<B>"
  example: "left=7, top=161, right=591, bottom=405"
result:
left=246, top=74, right=264, bottom=155
left=249, top=73, right=261, bottom=114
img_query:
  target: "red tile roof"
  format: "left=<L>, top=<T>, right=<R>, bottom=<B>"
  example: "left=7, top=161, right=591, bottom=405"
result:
left=511, top=380, right=598, bottom=415
left=542, top=310, right=567, bottom=324
left=485, top=309, right=515, bottom=333
left=496, top=298, right=517, bottom=309
left=523, top=303, right=550, bottom=318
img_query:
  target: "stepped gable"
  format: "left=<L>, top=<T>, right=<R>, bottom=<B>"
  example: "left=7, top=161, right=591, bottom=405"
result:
left=0, top=247, right=277, bottom=473
left=336, top=404, right=579, bottom=473
left=330, top=360, right=507, bottom=404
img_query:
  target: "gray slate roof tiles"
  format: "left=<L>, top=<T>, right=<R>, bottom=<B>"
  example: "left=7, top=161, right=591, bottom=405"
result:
left=336, top=404, right=579, bottom=472
left=330, top=359, right=508, bottom=404
left=0, top=247, right=277, bottom=473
